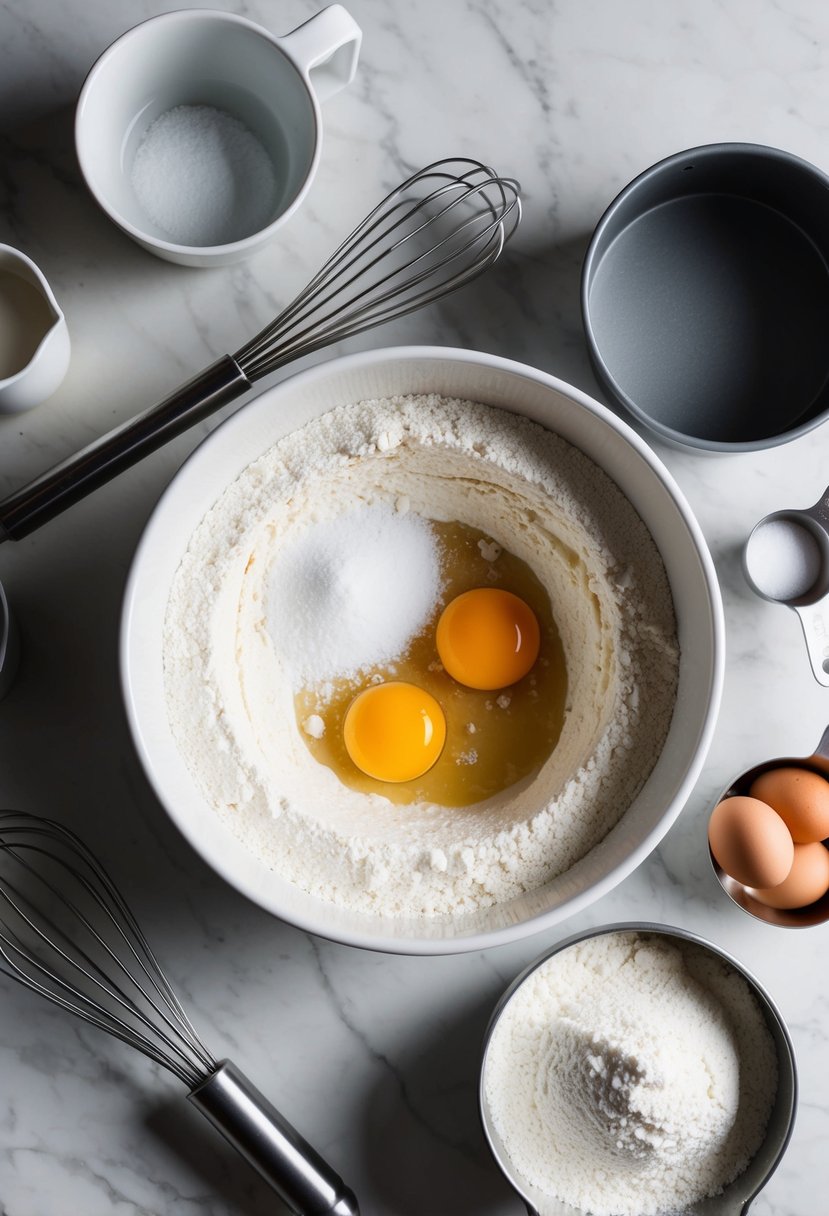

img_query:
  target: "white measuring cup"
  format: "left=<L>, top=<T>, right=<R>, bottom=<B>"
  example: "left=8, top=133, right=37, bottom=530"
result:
left=479, top=923, right=797, bottom=1216
left=75, top=6, right=362, bottom=266
left=744, top=486, right=829, bottom=685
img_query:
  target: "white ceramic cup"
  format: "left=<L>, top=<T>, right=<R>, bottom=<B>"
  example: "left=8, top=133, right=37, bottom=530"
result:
left=0, top=245, right=70, bottom=413
left=75, top=6, right=362, bottom=267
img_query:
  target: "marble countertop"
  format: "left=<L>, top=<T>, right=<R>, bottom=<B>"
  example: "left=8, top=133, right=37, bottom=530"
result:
left=1, top=1, right=828, bottom=1213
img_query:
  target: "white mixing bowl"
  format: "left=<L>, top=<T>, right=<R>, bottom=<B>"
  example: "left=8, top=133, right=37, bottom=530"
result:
left=121, top=346, right=724, bottom=954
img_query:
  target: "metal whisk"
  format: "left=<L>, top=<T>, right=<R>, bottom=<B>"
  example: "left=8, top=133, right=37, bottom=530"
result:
left=0, top=157, right=520, bottom=542
left=0, top=810, right=359, bottom=1216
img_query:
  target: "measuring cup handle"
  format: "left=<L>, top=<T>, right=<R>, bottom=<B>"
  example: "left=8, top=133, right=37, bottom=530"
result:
left=812, top=722, right=829, bottom=761
left=279, top=4, right=362, bottom=103
left=803, top=484, right=829, bottom=529
left=793, top=604, right=829, bottom=687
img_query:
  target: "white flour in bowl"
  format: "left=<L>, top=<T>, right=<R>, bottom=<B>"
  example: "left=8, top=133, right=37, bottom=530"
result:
left=484, top=931, right=778, bottom=1216
left=163, top=395, right=679, bottom=918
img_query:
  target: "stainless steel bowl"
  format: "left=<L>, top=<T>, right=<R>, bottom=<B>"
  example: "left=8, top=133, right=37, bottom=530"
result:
left=479, top=922, right=797, bottom=1216
left=709, top=727, right=829, bottom=929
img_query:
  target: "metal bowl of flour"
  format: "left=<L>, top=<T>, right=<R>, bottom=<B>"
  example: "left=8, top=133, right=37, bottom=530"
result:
left=479, top=923, right=797, bottom=1216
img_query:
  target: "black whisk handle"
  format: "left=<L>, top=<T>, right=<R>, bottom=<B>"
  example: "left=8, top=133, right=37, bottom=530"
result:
left=189, top=1060, right=360, bottom=1216
left=0, top=355, right=251, bottom=543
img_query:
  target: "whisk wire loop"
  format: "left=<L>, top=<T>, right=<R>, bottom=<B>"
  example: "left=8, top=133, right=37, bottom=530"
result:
left=0, top=873, right=195, bottom=1075
left=269, top=158, right=507, bottom=315
left=234, top=157, right=520, bottom=379
left=250, top=170, right=513, bottom=359
left=0, top=924, right=193, bottom=1080
left=0, top=811, right=364, bottom=1211
left=0, top=813, right=215, bottom=1087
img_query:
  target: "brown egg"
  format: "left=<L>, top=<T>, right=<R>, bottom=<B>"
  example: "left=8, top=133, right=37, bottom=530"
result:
left=749, top=766, right=829, bottom=843
left=708, top=795, right=794, bottom=888
left=752, top=842, right=829, bottom=909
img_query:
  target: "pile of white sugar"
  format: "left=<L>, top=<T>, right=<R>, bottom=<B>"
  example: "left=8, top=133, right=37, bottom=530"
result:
left=484, top=931, right=778, bottom=1216
left=131, top=104, right=278, bottom=246
left=267, top=503, right=441, bottom=686
left=744, top=516, right=822, bottom=603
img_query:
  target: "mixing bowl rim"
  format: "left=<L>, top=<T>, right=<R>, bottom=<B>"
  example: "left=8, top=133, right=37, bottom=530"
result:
left=120, top=344, right=725, bottom=955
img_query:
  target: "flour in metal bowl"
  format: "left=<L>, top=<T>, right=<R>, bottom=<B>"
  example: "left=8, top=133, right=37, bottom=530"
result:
left=484, top=931, right=778, bottom=1216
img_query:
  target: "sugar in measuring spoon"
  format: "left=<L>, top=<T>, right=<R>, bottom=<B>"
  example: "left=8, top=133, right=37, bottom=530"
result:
left=744, top=486, right=829, bottom=685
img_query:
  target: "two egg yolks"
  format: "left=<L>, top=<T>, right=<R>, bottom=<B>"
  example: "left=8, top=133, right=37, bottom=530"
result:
left=294, top=520, right=567, bottom=807
left=343, top=589, right=542, bottom=783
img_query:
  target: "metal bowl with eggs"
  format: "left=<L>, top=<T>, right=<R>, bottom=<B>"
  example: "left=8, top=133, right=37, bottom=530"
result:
left=709, top=725, right=829, bottom=928
left=121, top=346, right=724, bottom=953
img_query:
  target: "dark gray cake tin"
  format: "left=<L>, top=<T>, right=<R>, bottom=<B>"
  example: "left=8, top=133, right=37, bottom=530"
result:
left=582, top=142, right=829, bottom=452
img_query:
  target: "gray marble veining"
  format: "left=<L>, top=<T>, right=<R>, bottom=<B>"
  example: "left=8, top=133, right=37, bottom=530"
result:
left=2, top=1, right=829, bottom=1213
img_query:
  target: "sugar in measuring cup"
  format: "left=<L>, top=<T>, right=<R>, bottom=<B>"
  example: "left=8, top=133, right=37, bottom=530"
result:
left=744, top=485, right=829, bottom=684
left=75, top=6, right=362, bottom=266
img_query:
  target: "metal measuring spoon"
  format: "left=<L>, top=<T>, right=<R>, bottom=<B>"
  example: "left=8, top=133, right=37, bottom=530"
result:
left=479, top=923, right=797, bottom=1216
left=709, top=725, right=829, bottom=929
left=744, top=486, right=829, bottom=685
left=0, top=580, right=19, bottom=700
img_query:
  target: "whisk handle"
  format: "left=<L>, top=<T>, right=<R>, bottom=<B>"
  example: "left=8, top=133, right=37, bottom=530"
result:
left=0, top=355, right=251, bottom=543
left=189, top=1059, right=360, bottom=1216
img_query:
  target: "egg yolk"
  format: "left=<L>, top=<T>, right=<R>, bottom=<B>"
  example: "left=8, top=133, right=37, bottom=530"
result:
left=343, top=681, right=446, bottom=782
left=436, top=588, right=540, bottom=690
